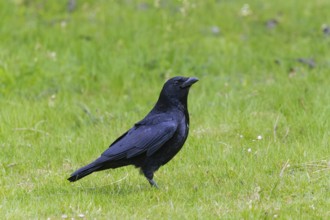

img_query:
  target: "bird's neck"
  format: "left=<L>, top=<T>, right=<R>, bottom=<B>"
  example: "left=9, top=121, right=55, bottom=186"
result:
left=153, top=96, right=189, bottom=116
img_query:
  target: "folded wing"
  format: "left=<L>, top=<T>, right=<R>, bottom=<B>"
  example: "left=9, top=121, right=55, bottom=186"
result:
left=101, top=120, right=178, bottom=160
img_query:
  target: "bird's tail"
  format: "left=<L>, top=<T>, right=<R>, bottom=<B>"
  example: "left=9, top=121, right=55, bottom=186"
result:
left=68, top=162, right=103, bottom=182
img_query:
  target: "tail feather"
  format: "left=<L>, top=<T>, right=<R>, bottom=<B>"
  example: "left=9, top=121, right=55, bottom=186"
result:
left=68, top=162, right=103, bottom=182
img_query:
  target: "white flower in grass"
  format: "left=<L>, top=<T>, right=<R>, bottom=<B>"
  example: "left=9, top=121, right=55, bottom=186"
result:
left=240, top=4, right=252, bottom=16
left=47, top=51, right=57, bottom=61
left=247, top=148, right=252, bottom=153
left=210, top=26, right=221, bottom=35
left=257, top=135, right=262, bottom=140
left=61, top=20, right=67, bottom=28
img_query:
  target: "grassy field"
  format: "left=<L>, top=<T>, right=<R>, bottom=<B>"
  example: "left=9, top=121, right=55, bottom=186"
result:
left=1, top=0, right=329, bottom=219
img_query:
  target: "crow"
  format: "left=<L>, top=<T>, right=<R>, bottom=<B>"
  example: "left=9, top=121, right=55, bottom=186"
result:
left=68, top=76, right=198, bottom=187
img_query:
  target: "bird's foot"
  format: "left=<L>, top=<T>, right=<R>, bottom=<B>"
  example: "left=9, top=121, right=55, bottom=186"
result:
left=148, top=178, right=159, bottom=188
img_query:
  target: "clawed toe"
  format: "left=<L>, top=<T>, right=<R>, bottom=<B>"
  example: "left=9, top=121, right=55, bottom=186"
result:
left=148, top=178, right=159, bottom=188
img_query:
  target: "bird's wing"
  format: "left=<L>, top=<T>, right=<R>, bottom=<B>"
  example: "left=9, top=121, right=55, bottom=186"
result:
left=101, top=120, right=178, bottom=160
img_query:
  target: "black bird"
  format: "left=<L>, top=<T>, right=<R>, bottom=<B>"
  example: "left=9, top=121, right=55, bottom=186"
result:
left=68, top=76, right=198, bottom=187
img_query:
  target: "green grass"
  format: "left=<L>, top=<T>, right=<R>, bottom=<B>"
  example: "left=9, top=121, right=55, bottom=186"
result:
left=1, top=0, right=329, bottom=219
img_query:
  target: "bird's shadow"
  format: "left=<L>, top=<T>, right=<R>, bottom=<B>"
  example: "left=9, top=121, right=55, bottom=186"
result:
left=78, top=184, right=153, bottom=195
left=67, top=180, right=159, bottom=196
left=37, top=176, right=157, bottom=199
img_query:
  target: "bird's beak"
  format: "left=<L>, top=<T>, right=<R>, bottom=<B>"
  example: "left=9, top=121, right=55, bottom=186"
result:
left=180, top=77, right=199, bottom=88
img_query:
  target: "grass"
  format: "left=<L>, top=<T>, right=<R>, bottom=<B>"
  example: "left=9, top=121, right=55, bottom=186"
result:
left=1, top=0, right=329, bottom=219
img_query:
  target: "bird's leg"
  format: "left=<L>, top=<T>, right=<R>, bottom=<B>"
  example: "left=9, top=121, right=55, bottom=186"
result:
left=142, top=168, right=159, bottom=188
left=147, top=178, right=159, bottom=188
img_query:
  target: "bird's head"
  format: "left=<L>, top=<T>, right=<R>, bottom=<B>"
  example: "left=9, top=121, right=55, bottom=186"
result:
left=157, top=76, right=199, bottom=109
